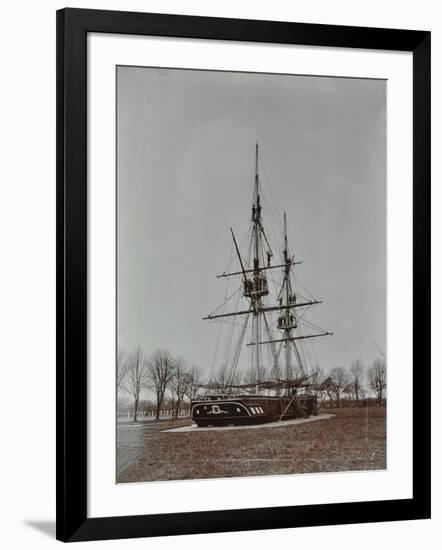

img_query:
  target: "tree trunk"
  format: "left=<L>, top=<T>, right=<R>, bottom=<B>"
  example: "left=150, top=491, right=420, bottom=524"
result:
left=174, top=398, right=181, bottom=420
left=134, top=397, right=139, bottom=422
left=155, top=395, right=161, bottom=420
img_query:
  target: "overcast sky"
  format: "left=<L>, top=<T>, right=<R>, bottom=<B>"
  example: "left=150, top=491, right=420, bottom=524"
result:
left=117, top=66, right=386, bottom=378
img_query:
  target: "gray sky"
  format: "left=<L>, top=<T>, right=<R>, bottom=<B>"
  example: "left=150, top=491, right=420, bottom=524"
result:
left=117, top=66, right=386, bottom=378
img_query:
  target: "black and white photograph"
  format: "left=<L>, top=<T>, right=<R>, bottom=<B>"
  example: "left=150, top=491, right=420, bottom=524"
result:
left=116, top=66, right=387, bottom=484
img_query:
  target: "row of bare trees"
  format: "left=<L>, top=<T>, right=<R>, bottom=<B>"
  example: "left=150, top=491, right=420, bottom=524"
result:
left=316, top=357, right=387, bottom=406
left=209, top=357, right=386, bottom=406
left=117, top=348, right=200, bottom=421
left=118, top=348, right=386, bottom=418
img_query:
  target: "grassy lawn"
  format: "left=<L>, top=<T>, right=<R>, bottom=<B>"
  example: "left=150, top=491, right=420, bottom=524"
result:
left=117, top=406, right=386, bottom=483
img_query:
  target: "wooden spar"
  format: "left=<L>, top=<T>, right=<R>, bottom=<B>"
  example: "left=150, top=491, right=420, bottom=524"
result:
left=203, top=308, right=253, bottom=321
left=230, top=227, right=248, bottom=285
left=246, top=332, right=333, bottom=346
left=260, top=301, right=322, bottom=313
left=216, top=261, right=302, bottom=279
left=202, top=300, right=322, bottom=321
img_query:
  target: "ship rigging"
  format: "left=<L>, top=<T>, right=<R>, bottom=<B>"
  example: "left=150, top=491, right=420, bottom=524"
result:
left=191, top=143, right=332, bottom=427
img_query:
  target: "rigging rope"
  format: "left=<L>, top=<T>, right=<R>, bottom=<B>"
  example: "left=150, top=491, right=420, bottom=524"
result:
left=226, top=312, right=250, bottom=387
left=262, top=312, right=281, bottom=380
left=221, top=286, right=243, bottom=375
left=205, top=145, right=330, bottom=393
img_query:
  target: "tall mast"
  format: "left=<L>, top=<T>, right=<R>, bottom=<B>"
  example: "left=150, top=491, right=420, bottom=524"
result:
left=253, top=142, right=261, bottom=384
left=253, top=142, right=260, bottom=269
left=283, top=212, right=292, bottom=382
left=283, top=212, right=289, bottom=263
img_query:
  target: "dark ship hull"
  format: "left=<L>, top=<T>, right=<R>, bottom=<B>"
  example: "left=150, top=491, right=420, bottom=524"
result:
left=191, top=395, right=318, bottom=427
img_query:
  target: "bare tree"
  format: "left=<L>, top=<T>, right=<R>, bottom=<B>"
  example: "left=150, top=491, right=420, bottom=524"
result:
left=318, top=374, right=334, bottom=405
left=228, top=369, right=242, bottom=390
left=212, top=363, right=229, bottom=388
left=120, top=347, right=148, bottom=421
left=342, top=382, right=354, bottom=401
left=242, top=365, right=269, bottom=387
left=310, top=366, right=321, bottom=385
left=368, top=357, right=386, bottom=403
left=349, top=359, right=365, bottom=402
left=210, top=363, right=241, bottom=393
left=117, top=349, right=128, bottom=390
left=170, top=357, right=190, bottom=420
left=374, top=342, right=386, bottom=361
left=147, top=349, right=175, bottom=420
left=117, top=396, right=130, bottom=418
left=185, top=366, right=202, bottom=401
left=329, top=367, right=349, bottom=406
left=309, top=367, right=322, bottom=398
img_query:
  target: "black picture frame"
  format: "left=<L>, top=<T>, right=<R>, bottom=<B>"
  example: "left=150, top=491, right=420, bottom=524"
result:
left=56, top=7, right=431, bottom=543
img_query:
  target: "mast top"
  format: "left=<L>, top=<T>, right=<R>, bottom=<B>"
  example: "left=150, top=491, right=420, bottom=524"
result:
left=252, top=142, right=261, bottom=223
left=283, top=211, right=289, bottom=264
left=254, top=141, right=260, bottom=205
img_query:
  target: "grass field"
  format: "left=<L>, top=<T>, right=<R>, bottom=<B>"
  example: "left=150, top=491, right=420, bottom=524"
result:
left=116, top=406, right=386, bottom=483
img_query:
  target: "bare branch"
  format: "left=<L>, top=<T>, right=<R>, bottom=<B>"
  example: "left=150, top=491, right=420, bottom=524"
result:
left=147, top=349, right=175, bottom=420
left=349, top=359, right=365, bottom=402
left=117, top=349, right=128, bottom=390
left=123, top=346, right=148, bottom=421
left=368, top=357, right=386, bottom=403
left=329, top=366, right=350, bottom=406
